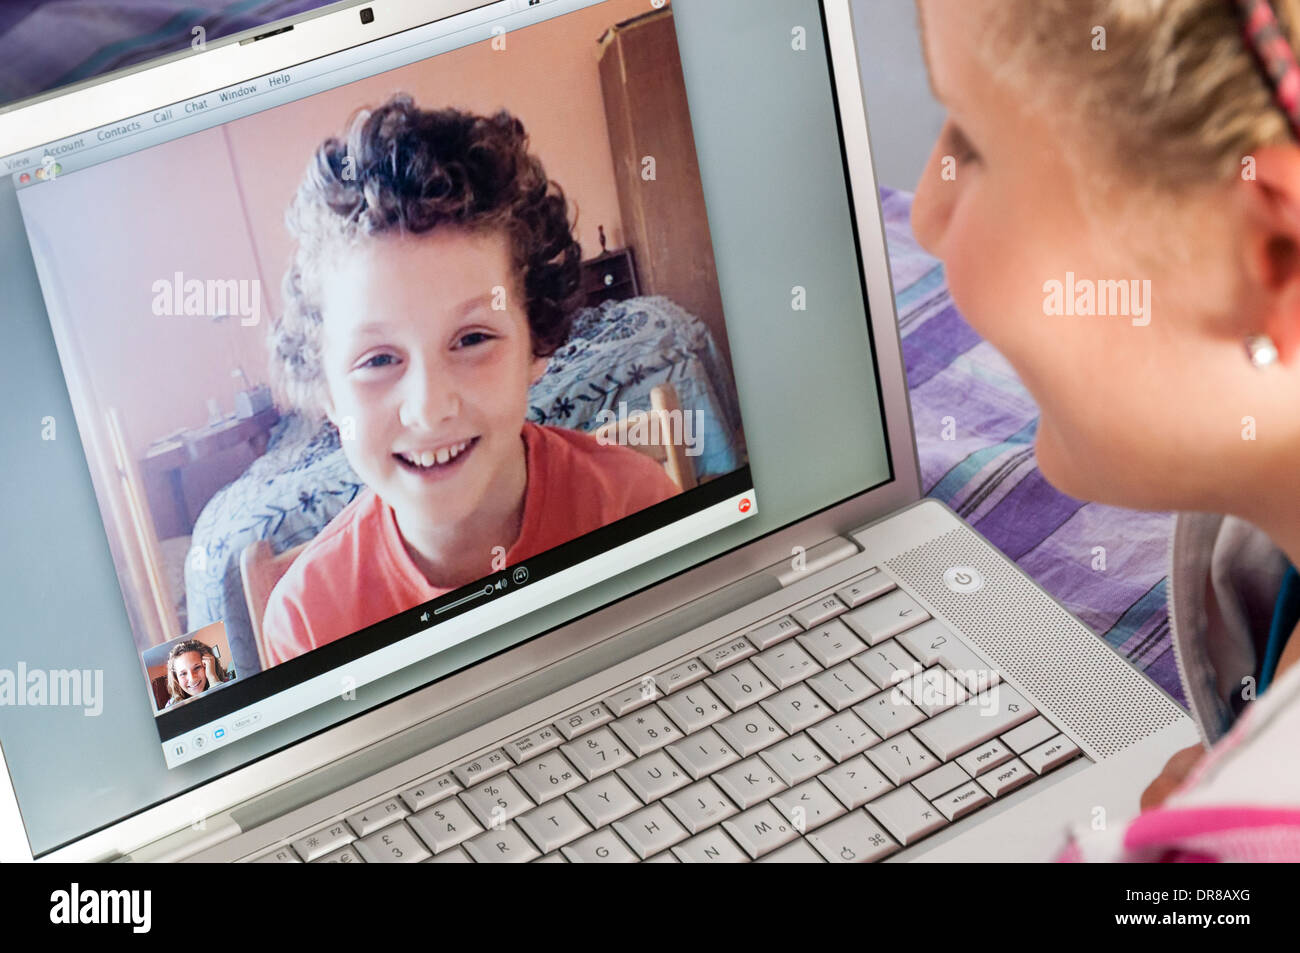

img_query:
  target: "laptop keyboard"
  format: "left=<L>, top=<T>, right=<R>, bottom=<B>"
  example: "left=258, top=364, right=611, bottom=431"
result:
left=252, top=567, right=1085, bottom=863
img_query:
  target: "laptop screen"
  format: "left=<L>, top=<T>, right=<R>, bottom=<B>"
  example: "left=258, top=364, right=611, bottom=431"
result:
left=0, top=0, right=892, bottom=856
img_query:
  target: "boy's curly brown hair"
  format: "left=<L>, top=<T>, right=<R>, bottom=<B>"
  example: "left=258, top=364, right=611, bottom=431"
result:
left=269, top=94, right=583, bottom=416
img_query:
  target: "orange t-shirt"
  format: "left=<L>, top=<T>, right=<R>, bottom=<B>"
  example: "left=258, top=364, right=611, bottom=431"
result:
left=261, top=421, right=681, bottom=666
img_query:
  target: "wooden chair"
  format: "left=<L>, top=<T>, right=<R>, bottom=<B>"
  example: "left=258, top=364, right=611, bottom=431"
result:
left=592, top=382, right=698, bottom=493
left=240, top=539, right=307, bottom=671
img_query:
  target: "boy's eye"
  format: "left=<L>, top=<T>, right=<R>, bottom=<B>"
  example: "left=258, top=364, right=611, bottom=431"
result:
left=358, top=353, right=398, bottom=370
left=456, top=331, right=494, bottom=348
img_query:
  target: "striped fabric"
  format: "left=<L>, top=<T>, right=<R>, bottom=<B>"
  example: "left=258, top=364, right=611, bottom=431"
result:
left=881, top=187, right=1183, bottom=707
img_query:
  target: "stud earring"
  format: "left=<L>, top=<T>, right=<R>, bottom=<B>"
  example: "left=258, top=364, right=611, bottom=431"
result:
left=1245, top=334, right=1279, bottom=368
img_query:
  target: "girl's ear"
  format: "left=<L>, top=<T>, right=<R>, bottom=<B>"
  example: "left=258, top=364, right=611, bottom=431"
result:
left=1240, top=146, right=1300, bottom=364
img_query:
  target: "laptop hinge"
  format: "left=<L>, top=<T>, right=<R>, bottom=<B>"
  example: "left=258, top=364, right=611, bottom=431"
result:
left=766, top=535, right=861, bottom=587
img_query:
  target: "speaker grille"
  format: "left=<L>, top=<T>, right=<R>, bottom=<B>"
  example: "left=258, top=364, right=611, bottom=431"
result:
left=885, top=528, right=1182, bottom=759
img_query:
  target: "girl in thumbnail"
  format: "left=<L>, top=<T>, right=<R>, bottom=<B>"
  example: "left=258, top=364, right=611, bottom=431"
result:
left=164, top=639, right=234, bottom=709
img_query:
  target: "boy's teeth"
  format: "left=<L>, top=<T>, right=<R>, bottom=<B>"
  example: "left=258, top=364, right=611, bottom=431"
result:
left=406, top=441, right=468, bottom=469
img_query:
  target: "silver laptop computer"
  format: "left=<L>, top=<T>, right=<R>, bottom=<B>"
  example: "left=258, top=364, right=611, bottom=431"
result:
left=0, top=0, right=1195, bottom=863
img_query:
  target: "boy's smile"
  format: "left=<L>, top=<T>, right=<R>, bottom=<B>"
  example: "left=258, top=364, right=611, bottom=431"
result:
left=316, top=228, right=549, bottom=583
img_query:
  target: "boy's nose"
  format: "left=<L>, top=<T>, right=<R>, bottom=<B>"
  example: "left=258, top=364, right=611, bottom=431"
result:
left=398, top=362, right=461, bottom=429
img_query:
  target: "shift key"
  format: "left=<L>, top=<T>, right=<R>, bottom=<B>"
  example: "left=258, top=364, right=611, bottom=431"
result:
left=912, top=686, right=1037, bottom=761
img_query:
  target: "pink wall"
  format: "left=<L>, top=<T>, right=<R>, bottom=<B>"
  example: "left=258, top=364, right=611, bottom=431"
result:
left=17, top=0, right=645, bottom=461
left=227, top=0, right=645, bottom=320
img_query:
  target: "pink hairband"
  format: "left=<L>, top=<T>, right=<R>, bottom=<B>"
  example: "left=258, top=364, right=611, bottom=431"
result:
left=1235, top=0, right=1300, bottom=139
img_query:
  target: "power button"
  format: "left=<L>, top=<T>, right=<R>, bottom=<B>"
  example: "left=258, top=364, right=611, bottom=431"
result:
left=943, top=566, right=985, bottom=594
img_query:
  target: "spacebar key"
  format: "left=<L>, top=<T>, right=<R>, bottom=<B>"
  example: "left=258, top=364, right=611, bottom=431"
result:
left=912, top=686, right=1037, bottom=761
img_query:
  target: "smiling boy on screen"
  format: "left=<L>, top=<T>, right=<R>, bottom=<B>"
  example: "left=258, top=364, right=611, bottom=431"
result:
left=260, top=95, right=681, bottom=665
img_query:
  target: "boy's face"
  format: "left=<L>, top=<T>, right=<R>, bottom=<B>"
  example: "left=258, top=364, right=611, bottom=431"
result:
left=316, top=228, right=549, bottom=539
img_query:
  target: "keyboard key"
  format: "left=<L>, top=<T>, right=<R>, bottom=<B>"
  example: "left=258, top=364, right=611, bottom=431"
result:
left=977, top=757, right=1036, bottom=797
left=407, top=798, right=483, bottom=853
left=292, top=821, right=353, bottom=862
left=515, top=797, right=592, bottom=853
left=771, top=778, right=848, bottom=833
left=722, top=803, right=800, bottom=858
left=672, top=826, right=750, bottom=863
left=567, top=773, right=642, bottom=828
left=314, top=844, right=365, bottom=863
left=509, top=750, right=582, bottom=804
left=604, top=681, right=658, bottom=717
left=252, top=846, right=300, bottom=863
left=560, top=726, right=633, bottom=780
left=865, top=732, right=941, bottom=786
left=866, top=785, right=949, bottom=846
left=911, top=686, right=1037, bottom=761
left=896, top=621, right=1001, bottom=692
left=796, top=619, right=867, bottom=667
left=613, top=803, right=689, bottom=859
left=1021, top=735, right=1081, bottom=775
left=760, top=683, right=833, bottom=734
left=534, top=853, right=568, bottom=863
left=504, top=725, right=563, bottom=764
left=701, top=636, right=757, bottom=672
left=747, top=615, right=804, bottom=650
left=753, top=642, right=822, bottom=689
left=807, top=810, right=899, bottom=862
left=663, top=778, right=738, bottom=834
left=399, top=772, right=460, bottom=812
left=760, top=733, right=833, bottom=786
left=852, top=640, right=924, bottom=689
left=760, top=836, right=827, bottom=862
left=426, top=846, right=472, bottom=863
left=835, top=570, right=897, bottom=608
left=807, top=661, right=878, bottom=711
left=464, top=822, right=541, bottom=863
left=611, top=703, right=683, bottom=756
left=452, top=749, right=512, bottom=787
left=912, top=762, right=972, bottom=801
left=665, top=727, right=739, bottom=780
left=1002, top=716, right=1059, bottom=754
left=355, top=821, right=430, bottom=863
left=617, top=750, right=691, bottom=803
left=853, top=690, right=926, bottom=739
left=891, top=666, right=968, bottom=717
left=807, top=710, right=879, bottom=762
left=706, top=660, right=776, bottom=712
left=645, top=851, right=679, bottom=862
left=460, top=773, right=534, bottom=828
left=934, top=781, right=992, bottom=821
left=561, top=827, right=638, bottom=863
left=555, top=703, right=613, bottom=740
left=345, top=797, right=408, bottom=837
left=820, top=755, right=893, bottom=810
left=956, top=739, right=1015, bottom=777
left=842, top=590, right=930, bottom=645
left=715, top=755, right=788, bottom=809
left=790, top=594, right=849, bottom=629
left=654, top=657, right=710, bottom=695
left=716, top=706, right=787, bottom=757
left=660, top=684, right=728, bottom=734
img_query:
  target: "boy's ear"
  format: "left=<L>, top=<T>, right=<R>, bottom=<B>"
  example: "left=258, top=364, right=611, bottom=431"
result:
left=530, top=354, right=550, bottom=386
left=1239, top=146, right=1300, bottom=364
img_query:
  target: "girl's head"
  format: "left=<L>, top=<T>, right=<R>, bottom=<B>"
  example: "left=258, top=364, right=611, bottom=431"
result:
left=166, top=639, right=229, bottom=702
left=269, top=95, right=581, bottom=534
left=912, top=0, right=1300, bottom=518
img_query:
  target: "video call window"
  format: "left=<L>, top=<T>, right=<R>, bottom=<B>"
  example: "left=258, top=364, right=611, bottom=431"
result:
left=13, top=0, right=749, bottom=718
